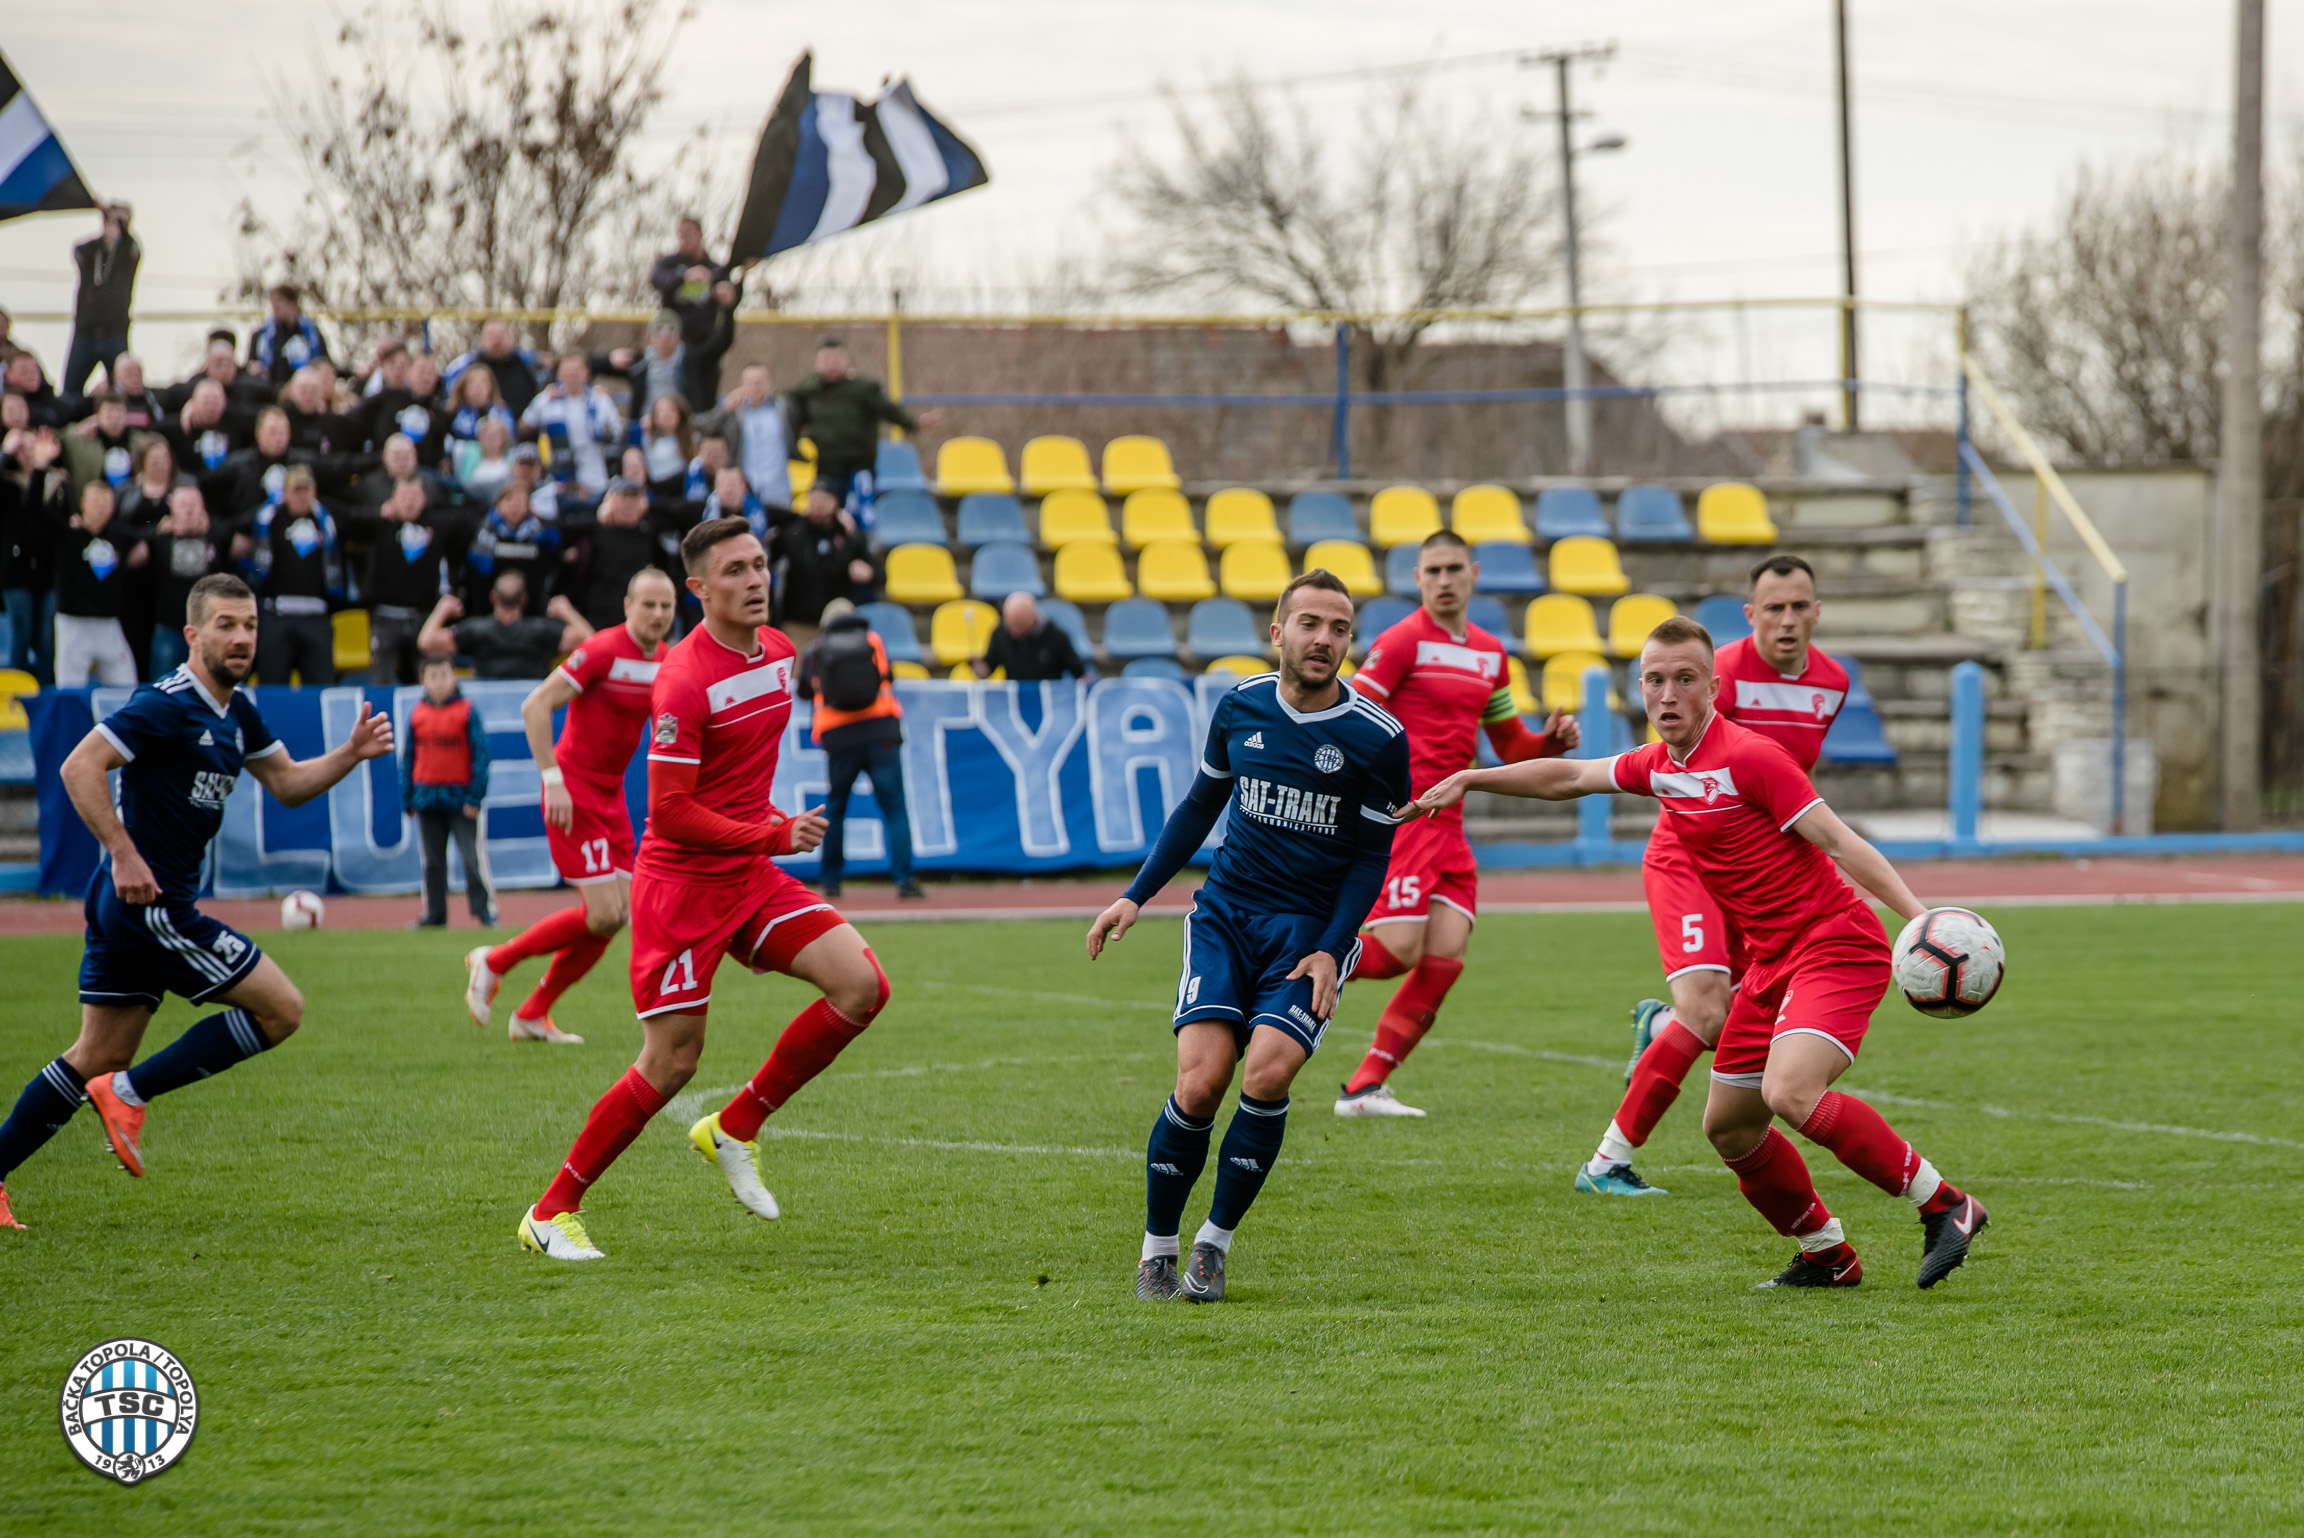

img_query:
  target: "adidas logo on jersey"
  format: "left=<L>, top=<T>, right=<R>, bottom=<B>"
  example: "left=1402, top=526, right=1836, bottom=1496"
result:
left=197, top=731, right=214, bottom=746
left=1244, top=732, right=1264, bottom=749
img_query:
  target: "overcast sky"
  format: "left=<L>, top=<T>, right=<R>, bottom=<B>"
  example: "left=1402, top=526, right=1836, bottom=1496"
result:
left=0, top=0, right=2285, bottom=394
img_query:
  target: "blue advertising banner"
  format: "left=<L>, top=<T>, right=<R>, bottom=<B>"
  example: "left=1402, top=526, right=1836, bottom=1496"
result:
left=31, top=678, right=1241, bottom=899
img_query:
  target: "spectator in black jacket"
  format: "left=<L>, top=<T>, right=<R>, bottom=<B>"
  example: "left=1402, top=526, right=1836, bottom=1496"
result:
left=560, top=476, right=678, bottom=629
left=418, top=569, right=592, bottom=680
left=72, top=354, right=167, bottom=434
left=208, top=406, right=298, bottom=531
left=137, top=485, right=222, bottom=677
left=778, top=484, right=880, bottom=646
left=161, top=335, right=273, bottom=415
left=169, top=379, right=252, bottom=480
left=1, top=420, right=65, bottom=681
left=974, top=592, right=1086, bottom=682
left=249, top=284, right=331, bottom=386
left=649, top=215, right=742, bottom=404
left=64, top=203, right=139, bottom=402
left=51, top=478, right=146, bottom=687
left=354, top=476, right=464, bottom=683
left=4, top=350, right=65, bottom=428
left=447, top=319, right=544, bottom=420
left=245, top=464, right=345, bottom=686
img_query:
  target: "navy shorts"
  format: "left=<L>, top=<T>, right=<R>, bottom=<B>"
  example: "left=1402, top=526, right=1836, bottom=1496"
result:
left=80, top=879, right=263, bottom=1008
left=1172, top=891, right=1362, bottom=1059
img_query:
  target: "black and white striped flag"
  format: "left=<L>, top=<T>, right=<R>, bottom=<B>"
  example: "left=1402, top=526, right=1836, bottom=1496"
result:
left=730, top=53, right=989, bottom=263
left=0, top=51, right=97, bottom=224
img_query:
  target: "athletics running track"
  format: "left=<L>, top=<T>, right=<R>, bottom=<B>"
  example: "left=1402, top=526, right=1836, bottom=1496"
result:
left=3, top=854, right=2302, bottom=937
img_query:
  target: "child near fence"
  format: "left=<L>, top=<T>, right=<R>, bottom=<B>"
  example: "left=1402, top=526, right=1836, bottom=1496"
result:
left=402, top=654, right=496, bottom=928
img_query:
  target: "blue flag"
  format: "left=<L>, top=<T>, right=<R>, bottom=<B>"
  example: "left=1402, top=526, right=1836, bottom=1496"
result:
left=731, top=53, right=989, bottom=262
left=0, top=52, right=97, bottom=224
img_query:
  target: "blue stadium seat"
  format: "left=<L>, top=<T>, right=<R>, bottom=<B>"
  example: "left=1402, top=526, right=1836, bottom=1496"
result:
left=1187, top=598, right=1264, bottom=660
left=1616, top=484, right=1695, bottom=543
left=872, top=488, right=946, bottom=548
left=858, top=601, right=923, bottom=664
left=1822, top=693, right=1896, bottom=764
left=1535, top=486, right=1610, bottom=541
left=1472, top=541, right=1545, bottom=595
left=1039, top=597, right=1094, bottom=661
left=955, top=493, right=1029, bottom=548
left=1466, top=596, right=1511, bottom=641
left=1696, top=594, right=1751, bottom=645
left=1838, top=654, right=1875, bottom=703
left=1287, top=490, right=1362, bottom=547
left=1102, top=598, right=1177, bottom=660
left=969, top=541, right=1045, bottom=601
left=1122, top=656, right=1189, bottom=682
left=1385, top=543, right=1421, bottom=596
left=1353, top=595, right=1415, bottom=656
left=875, top=439, right=929, bottom=493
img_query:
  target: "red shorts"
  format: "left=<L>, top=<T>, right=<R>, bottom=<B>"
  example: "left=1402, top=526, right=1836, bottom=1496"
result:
left=628, top=864, right=847, bottom=1020
left=1709, top=931, right=1891, bottom=1082
left=1642, top=831, right=1747, bottom=982
left=547, top=785, right=636, bottom=887
left=1365, top=815, right=1479, bottom=927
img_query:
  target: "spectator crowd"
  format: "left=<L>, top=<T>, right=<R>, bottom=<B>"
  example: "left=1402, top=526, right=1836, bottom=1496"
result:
left=0, top=208, right=933, bottom=691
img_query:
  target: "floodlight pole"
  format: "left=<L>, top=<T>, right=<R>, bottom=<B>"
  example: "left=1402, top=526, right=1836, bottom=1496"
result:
left=2219, top=0, right=2266, bottom=829
left=1530, top=44, right=1615, bottom=478
left=1834, top=0, right=1860, bottom=433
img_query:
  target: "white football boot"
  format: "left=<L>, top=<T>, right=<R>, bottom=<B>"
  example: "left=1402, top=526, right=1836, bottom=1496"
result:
left=518, top=1208, right=605, bottom=1261
left=689, top=1113, right=781, bottom=1220
left=464, top=947, right=500, bottom=1028
left=508, top=1014, right=585, bottom=1045
left=1333, top=1082, right=1428, bottom=1118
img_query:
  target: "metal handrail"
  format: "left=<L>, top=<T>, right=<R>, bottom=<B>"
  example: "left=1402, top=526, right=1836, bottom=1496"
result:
left=1957, top=357, right=2133, bottom=834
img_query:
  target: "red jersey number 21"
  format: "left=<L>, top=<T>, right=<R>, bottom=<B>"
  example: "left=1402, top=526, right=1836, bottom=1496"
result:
left=660, top=949, right=699, bottom=995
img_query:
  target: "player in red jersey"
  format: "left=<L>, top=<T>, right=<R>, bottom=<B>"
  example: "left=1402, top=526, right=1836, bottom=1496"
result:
left=1410, top=615, right=1988, bottom=1289
left=1334, top=531, right=1576, bottom=1117
left=517, top=517, right=892, bottom=1262
left=462, top=567, right=679, bottom=1044
left=1575, top=554, right=1853, bottom=1195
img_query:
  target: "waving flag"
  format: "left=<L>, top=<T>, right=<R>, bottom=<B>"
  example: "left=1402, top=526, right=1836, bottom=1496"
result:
left=0, top=52, right=97, bottom=224
left=730, top=53, right=989, bottom=262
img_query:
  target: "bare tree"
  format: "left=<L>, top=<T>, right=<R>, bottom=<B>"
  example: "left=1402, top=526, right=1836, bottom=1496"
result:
left=1109, top=73, right=1560, bottom=414
left=232, top=0, right=714, bottom=352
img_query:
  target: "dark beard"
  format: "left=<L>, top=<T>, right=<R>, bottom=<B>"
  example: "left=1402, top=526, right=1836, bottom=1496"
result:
left=200, top=642, right=253, bottom=685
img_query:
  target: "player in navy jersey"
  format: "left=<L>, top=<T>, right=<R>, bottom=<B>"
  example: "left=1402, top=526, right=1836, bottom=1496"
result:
left=1088, top=570, right=1411, bottom=1302
left=0, top=574, right=392, bottom=1229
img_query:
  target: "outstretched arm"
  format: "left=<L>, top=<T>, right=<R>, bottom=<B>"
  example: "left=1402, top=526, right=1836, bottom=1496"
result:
left=1790, top=801, right=1926, bottom=922
left=245, top=702, right=395, bottom=808
left=1410, top=754, right=1618, bottom=817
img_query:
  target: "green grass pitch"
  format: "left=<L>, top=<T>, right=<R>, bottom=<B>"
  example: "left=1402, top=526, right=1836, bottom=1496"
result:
left=1, top=903, right=2300, bottom=1534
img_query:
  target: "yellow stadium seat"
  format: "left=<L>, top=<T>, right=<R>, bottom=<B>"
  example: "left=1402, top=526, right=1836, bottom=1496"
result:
left=1607, top=593, right=1680, bottom=657
left=1121, top=489, right=1197, bottom=549
left=1451, top=484, right=1531, bottom=545
left=1304, top=539, right=1380, bottom=597
left=1204, top=488, right=1278, bottom=548
left=1697, top=482, right=1779, bottom=544
left=952, top=662, right=1007, bottom=681
left=1506, top=656, right=1539, bottom=716
left=1524, top=594, right=1604, bottom=658
left=935, top=436, right=1015, bottom=496
left=1542, top=651, right=1620, bottom=712
left=1019, top=435, right=1098, bottom=496
left=1037, top=489, right=1117, bottom=548
left=789, top=457, right=815, bottom=499
left=1101, top=434, right=1181, bottom=494
left=1337, top=658, right=1356, bottom=681
left=1369, top=485, right=1442, bottom=547
left=1137, top=539, right=1217, bottom=602
left=1053, top=541, right=1134, bottom=603
left=886, top=544, right=965, bottom=604
left=1205, top=655, right=1270, bottom=676
left=1219, top=540, right=1293, bottom=603
left=0, top=667, right=35, bottom=729
left=1546, top=535, right=1630, bottom=596
left=890, top=660, right=931, bottom=681
left=332, top=609, right=371, bottom=676
left=930, top=599, right=998, bottom=667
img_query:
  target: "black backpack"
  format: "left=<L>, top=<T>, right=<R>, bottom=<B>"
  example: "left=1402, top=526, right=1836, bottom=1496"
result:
left=816, top=614, right=884, bottom=712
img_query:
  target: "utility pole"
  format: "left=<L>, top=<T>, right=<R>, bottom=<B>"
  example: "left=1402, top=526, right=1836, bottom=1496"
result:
left=2219, top=0, right=2266, bottom=829
left=1833, top=0, right=1860, bottom=433
left=1527, top=44, right=1617, bottom=478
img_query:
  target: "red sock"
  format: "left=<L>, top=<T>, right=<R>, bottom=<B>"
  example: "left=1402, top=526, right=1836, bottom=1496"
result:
left=1345, top=956, right=1464, bottom=1093
left=1799, top=1091, right=1929, bottom=1199
left=1611, top=1019, right=1709, bottom=1146
left=1354, top=931, right=1410, bottom=982
left=516, top=936, right=612, bottom=1023
left=535, top=1066, right=668, bottom=1218
left=720, top=999, right=870, bottom=1141
left=1722, top=1127, right=1832, bottom=1237
left=488, top=905, right=596, bottom=977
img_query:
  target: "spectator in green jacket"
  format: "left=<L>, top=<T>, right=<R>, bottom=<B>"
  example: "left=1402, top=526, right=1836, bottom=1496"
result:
left=788, top=335, right=942, bottom=508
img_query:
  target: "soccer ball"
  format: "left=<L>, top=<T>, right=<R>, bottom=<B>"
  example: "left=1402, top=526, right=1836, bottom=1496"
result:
left=280, top=890, right=327, bottom=931
left=1892, top=907, right=2004, bottom=1018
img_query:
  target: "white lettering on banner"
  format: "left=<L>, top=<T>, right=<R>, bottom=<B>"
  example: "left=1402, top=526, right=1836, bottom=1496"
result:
left=1087, top=678, right=1202, bottom=854
left=1414, top=639, right=1501, bottom=678
left=607, top=657, right=661, bottom=685
left=1734, top=679, right=1844, bottom=719
left=708, top=659, right=793, bottom=715
left=1651, top=768, right=1741, bottom=804
left=976, top=682, right=1086, bottom=858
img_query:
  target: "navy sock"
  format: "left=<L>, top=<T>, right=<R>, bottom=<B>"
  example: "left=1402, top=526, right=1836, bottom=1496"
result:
left=125, top=1009, right=271, bottom=1103
left=1207, top=1092, right=1290, bottom=1232
left=1144, top=1097, right=1213, bottom=1239
left=0, top=1057, right=87, bottom=1183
